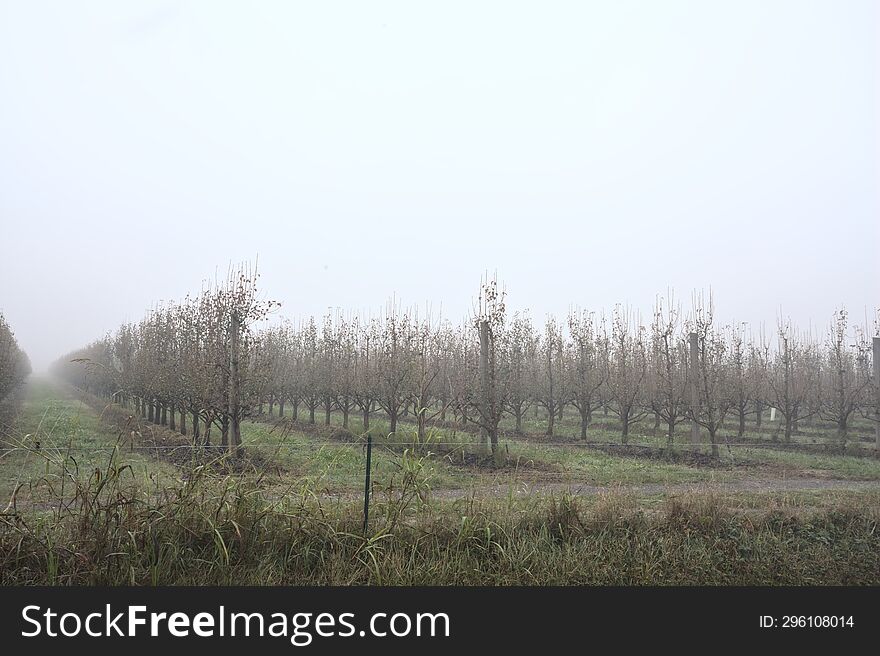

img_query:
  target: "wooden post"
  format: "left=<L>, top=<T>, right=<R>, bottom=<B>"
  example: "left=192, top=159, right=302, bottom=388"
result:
left=689, top=332, right=700, bottom=445
left=874, top=337, right=880, bottom=451
left=479, top=320, right=492, bottom=454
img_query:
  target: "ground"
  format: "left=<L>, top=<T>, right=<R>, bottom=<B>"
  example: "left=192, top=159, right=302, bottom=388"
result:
left=3, top=377, right=879, bottom=513
left=2, top=378, right=878, bottom=585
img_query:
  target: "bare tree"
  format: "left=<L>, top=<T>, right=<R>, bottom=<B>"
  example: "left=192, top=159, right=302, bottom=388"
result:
left=608, top=307, right=649, bottom=442
left=647, top=298, right=687, bottom=447
left=685, top=301, right=734, bottom=458
left=728, top=322, right=759, bottom=438
left=410, top=315, right=449, bottom=443
left=502, top=312, right=537, bottom=434
left=762, top=321, right=818, bottom=444
left=535, top=317, right=566, bottom=437
left=567, top=310, right=607, bottom=439
left=374, top=304, right=415, bottom=435
left=818, top=309, right=872, bottom=448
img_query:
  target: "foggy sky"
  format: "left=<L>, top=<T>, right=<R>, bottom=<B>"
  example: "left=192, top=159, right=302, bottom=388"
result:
left=1, top=1, right=878, bottom=371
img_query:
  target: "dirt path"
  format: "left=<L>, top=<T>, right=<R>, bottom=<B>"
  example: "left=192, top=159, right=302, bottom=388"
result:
left=425, top=477, right=880, bottom=501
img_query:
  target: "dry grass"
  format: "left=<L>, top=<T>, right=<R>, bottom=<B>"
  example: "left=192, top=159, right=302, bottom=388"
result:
left=1, top=449, right=877, bottom=585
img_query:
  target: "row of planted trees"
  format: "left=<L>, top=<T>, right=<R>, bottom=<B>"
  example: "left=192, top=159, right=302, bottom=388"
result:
left=51, top=271, right=880, bottom=458
left=51, top=267, right=276, bottom=453
left=0, top=312, right=31, bottom=411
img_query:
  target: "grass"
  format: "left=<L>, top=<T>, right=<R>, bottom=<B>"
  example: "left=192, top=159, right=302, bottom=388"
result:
left=2, top=379, right=879, bottom=586
left=1, top=454, right=877, bottom=584
left=240, top=420, right=478, bottom=493
left=0, top=378, right=179, bottom=509
left=258, top=407, right=880, bottom=485
left=508, top=442, right=730, bottom=484
left=734, top=447, right=880, bottom=480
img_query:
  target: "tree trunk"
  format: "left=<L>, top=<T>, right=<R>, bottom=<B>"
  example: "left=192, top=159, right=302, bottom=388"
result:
left=179, top=409, right=187, bottom=436
left=363, top=406, right=370, bottom=431
left=709, top=428, right=719, bottom=458
left=169, top=404, right=176, bottom=431
left=192, top=410, right=200, bottom=441
left=279, top=399, right=285, bottom=418
left=417, top=409, right=426, bottom=443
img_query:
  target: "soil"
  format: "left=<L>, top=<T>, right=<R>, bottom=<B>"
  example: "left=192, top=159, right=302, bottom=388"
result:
left=427, top=477, right=880, bottom=501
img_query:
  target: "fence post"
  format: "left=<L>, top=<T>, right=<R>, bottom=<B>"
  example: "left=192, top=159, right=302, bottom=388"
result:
left=363, top=433, right=373, bottom=534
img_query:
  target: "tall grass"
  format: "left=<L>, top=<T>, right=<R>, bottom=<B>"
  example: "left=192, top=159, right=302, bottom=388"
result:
left=1, top=447, right=877, bottom=585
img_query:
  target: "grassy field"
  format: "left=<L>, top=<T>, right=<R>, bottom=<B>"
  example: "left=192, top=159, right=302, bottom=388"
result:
left=1, top=377, right=878, bottom=585
left=0, top=379, right=179, bottom=509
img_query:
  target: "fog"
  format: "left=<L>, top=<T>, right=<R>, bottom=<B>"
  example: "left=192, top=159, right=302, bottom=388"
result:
left=1, top=1, right=877, bottom=371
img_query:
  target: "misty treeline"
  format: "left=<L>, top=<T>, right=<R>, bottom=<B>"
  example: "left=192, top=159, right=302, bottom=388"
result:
left=0, top=312, right=31, bottom=409
left=50, top=268, right=880, bottom=457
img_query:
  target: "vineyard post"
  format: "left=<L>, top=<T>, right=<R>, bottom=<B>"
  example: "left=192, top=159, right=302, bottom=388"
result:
left=229, top=311, right=242, bottom=454
left=479, top=319, right=491, bottom=454
left=689, top=331, right=700, bottom=446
